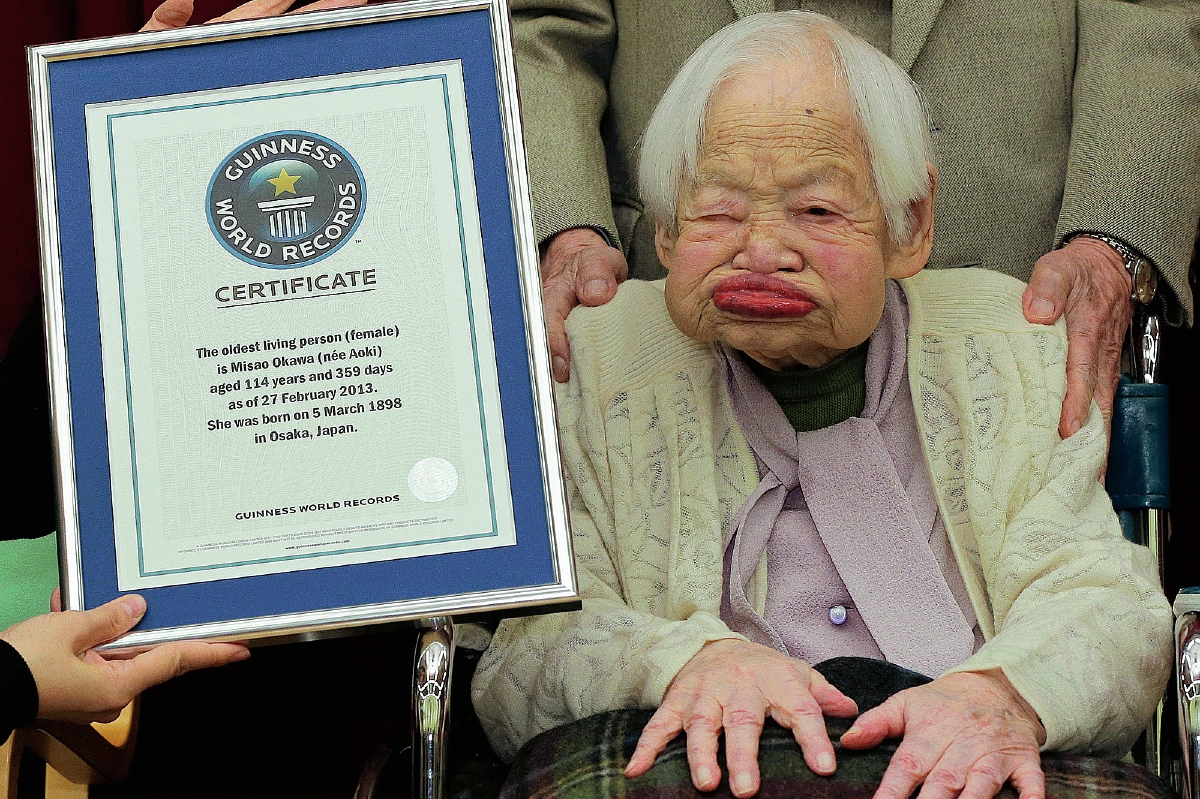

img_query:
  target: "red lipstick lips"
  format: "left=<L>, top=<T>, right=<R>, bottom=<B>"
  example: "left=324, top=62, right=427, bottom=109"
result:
left=712, top=274, right=816, bottom=318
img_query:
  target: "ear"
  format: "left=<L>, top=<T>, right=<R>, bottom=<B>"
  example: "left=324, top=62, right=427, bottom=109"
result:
left=655, top=220, right=679, bottom=272
left=884, top=164, right=937, bottom=280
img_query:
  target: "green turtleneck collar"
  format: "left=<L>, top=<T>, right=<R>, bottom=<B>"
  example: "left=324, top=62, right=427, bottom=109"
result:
left=744, top=343, right=869, bottom=432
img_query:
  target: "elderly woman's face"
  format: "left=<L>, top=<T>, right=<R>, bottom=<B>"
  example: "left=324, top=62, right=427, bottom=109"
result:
left=656, top=59, right=930, bottom=369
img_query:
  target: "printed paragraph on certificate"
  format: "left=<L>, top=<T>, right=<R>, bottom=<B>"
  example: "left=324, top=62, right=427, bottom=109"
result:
left=85, top=62, right=518, bottom=590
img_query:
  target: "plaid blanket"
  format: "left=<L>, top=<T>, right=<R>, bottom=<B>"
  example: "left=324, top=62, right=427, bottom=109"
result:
left=498, top=659, right=1169, bottom=799
left=498, top=710, right=1169, bottom=799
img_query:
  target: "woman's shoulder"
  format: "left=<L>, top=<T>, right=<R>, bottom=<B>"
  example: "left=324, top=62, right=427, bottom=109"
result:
left=900, top=268, right=1066, bottom=341
left=564, top=279, right=718, bottom=393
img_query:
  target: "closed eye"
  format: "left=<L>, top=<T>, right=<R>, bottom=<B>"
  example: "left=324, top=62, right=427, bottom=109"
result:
left=792, top=204, right=837, bottom=218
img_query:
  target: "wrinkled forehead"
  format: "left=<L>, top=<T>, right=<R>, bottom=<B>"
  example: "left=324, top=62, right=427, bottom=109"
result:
left=695, top=59, right=869, bottom=188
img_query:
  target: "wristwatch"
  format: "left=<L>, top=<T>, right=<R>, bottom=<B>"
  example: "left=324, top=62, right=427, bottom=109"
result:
left=1071, top=232, right=1158, bottom=305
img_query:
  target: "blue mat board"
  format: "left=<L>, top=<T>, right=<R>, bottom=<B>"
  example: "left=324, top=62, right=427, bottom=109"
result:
left=43, top=10, right=556, bottom=633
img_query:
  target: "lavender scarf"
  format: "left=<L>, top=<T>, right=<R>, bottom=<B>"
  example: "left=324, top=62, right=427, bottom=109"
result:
left=719, top=281, right=976, bottom=677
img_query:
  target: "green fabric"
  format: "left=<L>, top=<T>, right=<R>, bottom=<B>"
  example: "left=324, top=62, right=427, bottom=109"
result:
left=0, top=533, right=58, bottom=630
left=745, top=343, right=868, bottom=432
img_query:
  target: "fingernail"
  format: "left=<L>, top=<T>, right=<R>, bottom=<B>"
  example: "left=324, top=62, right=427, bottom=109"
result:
left=583, top=279, right=609, bottom=301
left=733, top=773, right=753, bottom=795
left=695, top=766, right=713, bottom=787
left=844, top=725, right=859, bottom=738
left=552, top=356, right=568, bottom=377
left=1066, top=415, right=1082, bottom=437
left=1030, top=297, right=1054, bottom=319
left=817, top=753, right=836, bottom=773
left=121, top=595, right=147, bottom=618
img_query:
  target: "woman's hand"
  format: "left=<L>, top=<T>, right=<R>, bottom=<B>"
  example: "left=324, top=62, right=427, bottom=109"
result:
left=841, top=670, right=1046, bottom=799
left=142, top=0, right=366, bottom=32
left=624, top=639, right=858, bottom=798
left=0, top=594, right=249, bottom=724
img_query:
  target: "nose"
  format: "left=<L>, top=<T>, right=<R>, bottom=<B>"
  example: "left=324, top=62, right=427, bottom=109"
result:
left=730, top=222, right=802, bottom=273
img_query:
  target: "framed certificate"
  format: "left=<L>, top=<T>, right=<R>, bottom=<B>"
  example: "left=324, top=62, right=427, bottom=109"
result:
left=28, top=0, right=576, bottom=647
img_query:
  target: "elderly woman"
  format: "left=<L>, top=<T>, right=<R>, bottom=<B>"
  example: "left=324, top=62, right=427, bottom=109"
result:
left=473, top=11, right=1171, bottom=799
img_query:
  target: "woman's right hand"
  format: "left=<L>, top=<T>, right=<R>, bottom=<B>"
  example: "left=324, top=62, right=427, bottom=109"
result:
left=623, top=638, right=858, bottom=798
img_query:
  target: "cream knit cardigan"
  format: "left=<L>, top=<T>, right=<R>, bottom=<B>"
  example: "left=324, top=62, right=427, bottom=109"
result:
left=472, top=268, right=1172, bottom=761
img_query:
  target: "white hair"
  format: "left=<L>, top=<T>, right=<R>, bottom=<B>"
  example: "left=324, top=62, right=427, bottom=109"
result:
left=638, top=11, right=932, bottom=244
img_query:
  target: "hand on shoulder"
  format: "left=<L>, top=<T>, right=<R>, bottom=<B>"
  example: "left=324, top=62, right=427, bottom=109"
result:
left=540, top=228, right=628, bottom=382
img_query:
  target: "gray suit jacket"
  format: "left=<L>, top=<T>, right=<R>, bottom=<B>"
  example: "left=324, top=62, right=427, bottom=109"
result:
left=512, top=0, right=1200, bottom=322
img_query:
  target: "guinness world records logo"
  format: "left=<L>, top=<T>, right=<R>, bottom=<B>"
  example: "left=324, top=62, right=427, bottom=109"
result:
left=206, top=130, right=365, bottom=269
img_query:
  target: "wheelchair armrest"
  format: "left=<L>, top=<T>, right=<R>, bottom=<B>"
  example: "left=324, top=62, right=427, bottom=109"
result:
left=1174, top=591, right=1200, bottom=799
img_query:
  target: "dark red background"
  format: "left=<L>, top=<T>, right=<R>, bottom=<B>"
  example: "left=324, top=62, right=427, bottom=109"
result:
left=0, top=1, right=250, bottom=358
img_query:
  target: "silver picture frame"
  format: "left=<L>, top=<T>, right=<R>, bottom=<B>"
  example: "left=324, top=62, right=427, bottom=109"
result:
left=28, top=0, right=577, bottom=648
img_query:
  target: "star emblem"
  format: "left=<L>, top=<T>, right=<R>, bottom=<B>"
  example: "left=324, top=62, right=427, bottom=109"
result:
left=267, top=167, right=302, bottom=197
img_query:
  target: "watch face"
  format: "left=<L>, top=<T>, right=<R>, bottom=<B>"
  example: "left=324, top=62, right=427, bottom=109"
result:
left=1133, top=260, right=1157, bottom=305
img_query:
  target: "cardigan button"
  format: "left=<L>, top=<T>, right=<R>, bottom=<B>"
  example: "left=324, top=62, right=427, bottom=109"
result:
left=829, top=605, right=848, bottom=626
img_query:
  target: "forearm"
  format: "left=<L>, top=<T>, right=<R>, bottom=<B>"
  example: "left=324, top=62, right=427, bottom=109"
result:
left=1058, top=0, right=1200, bottom=324
left=472, top=403, right=740, bottom=759
left=954, top=583, right=1168, bottom=756
left=0, top=639, right=38, bottom=742
left=948, top=404, right=1172, bottom=754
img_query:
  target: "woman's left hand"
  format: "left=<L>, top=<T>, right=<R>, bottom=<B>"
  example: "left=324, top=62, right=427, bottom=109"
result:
left=840, top=670, right=1047, bottom=799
